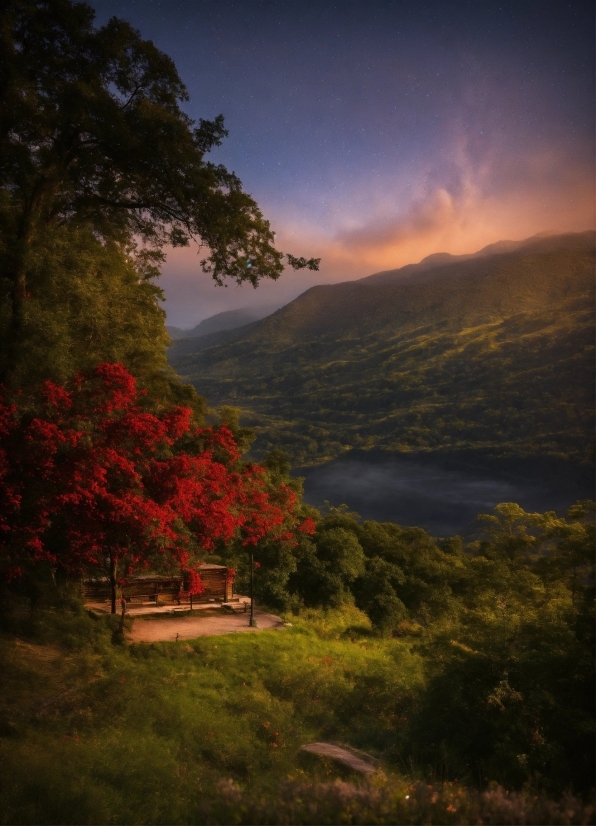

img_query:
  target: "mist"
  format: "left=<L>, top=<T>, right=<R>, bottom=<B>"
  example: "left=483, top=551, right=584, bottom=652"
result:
left=296, top=453, right=593, bottom=537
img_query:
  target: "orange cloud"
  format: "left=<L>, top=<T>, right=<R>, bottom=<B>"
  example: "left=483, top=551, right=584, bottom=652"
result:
left=310, top=145, right=595, bottom=278
left=160, top=139, right=595, bottom=326
left=337, top=188, right=456, bottom=251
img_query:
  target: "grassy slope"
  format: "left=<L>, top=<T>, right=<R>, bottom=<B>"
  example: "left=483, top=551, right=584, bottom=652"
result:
left=1, top=602, right=593, bottom=825
left=0, top=606, right=421, bottom=823
left=169, top=234, right=595, bottom=467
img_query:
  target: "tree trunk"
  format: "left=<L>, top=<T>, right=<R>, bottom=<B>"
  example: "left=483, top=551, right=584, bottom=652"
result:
left=2, top=223, right=37, bottom=385
left=1, top=176, right=56, bottom=385
left=110, top=554, right=117, bottom=614
left=0, top=245, right=29, bottom=386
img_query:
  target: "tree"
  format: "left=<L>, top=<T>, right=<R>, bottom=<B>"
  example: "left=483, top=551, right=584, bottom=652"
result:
left=0, top=362, right=312, bottom=611
left=292, top=524, right=366, bottom=608
left=353, top=556, right=407, bottom=635
left=411, top=505, right=596, bottom=794
left=0, top=223, right=190, bottom=396
left=216, top=447, right=316, bottom=611
left=181, top=568, right=205, bottom=610
left=0, top=0, right=319, bottom=380
left=476, top=502, right=543, bottom=563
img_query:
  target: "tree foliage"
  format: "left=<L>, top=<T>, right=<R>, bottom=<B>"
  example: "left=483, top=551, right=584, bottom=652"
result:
left=0, top=223, right=194, bottom=402
left=0, top=0, right=319, bottom=381
left=277, top=501, right=595, bottom=793
left=0, top=363, right=311, bottom=611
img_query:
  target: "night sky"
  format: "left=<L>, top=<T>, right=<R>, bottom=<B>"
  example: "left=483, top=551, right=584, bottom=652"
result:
left=90, top=0, right=595, bottom=328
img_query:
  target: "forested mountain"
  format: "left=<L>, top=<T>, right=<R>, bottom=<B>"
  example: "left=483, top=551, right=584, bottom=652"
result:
left=169, top=231, right=595, bottom=467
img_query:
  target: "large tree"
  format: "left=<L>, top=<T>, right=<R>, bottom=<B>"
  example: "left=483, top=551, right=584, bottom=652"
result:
left=0, top=223, right=183, bottom=393
left=0, top=0, right=319, bottom=380
left=0, top=362, right=314, bottom=611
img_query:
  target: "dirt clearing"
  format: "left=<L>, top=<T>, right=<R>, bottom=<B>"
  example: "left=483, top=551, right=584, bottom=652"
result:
left=127, top=609, right=284, bottom=643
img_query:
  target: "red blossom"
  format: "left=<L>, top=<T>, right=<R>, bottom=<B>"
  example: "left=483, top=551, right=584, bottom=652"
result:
left=0, top=364, right=308, bottom=591
left=41, top=381, right=73, bottom=412
left=299, top=517, right=316, bottom=535
left=182, top=568, right=205, bottom=596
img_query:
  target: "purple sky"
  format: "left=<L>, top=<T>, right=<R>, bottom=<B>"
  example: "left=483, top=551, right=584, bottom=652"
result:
left=90, top=0, right=595, bottom=328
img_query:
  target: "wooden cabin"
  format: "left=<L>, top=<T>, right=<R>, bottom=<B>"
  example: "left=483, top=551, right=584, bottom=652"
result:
left=84, top=564, right=234, bottom=607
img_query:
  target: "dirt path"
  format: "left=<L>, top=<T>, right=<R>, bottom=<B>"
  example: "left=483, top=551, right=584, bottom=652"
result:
left=128, top=609, right=284, bottom=643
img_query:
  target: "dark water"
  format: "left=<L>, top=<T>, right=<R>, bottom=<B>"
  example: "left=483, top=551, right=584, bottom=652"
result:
left=295, top=452, right=594, bottom=536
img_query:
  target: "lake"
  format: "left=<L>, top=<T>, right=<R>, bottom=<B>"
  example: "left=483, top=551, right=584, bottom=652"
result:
left=295, top=451, right=594, bottom=536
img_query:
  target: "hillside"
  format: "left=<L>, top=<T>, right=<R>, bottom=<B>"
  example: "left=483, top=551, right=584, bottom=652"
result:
left=169, top=232, right=595, bottom=467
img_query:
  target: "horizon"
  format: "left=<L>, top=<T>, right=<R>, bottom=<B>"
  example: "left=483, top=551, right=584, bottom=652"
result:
left=168, top=227, right=593, bottom=330
left=90, top=0, right=595, bottom=327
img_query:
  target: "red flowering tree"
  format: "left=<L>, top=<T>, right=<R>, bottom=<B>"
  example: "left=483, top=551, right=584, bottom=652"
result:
left=0, top=363, right=309, bottom=612
left=217, top=456, right=318, bottom=610
left=180, top=568, right=205, bottom=610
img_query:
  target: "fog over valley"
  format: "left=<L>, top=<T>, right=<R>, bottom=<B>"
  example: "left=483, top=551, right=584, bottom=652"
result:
left=296, top=452, right=593, bottom=537
left=170, top=231, right=595, bottom=533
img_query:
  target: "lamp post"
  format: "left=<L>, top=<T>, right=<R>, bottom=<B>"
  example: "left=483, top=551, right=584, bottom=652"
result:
left=249, top=548, right=257, bottom=627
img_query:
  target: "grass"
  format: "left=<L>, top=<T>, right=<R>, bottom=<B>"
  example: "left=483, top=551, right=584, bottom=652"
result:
left=0, top=604, right=414, bottom=822
left=0, top=600, right=593, bottom=824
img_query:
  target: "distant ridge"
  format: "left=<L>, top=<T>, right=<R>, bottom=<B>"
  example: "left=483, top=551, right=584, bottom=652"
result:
left=196, top=231, right=593, bottom=346
left=358, top=230, right=575, bottom=286
left=167, top=304, right=279, bottom=341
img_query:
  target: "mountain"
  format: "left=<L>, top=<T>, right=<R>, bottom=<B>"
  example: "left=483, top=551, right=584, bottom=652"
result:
left=166, top=321, right=263, bottom=359
left=168, top=231, right=595, bottom=468
left=358, top=231, right=561, bottom=286
left=166, top=305, right=278, bottom=341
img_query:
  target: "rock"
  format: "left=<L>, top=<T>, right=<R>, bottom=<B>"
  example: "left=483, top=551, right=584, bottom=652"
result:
left=300, top=742, right=379, bottom=774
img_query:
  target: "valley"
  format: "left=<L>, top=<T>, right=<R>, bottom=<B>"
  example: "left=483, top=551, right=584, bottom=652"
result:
left=169, top=232, right=595, bottom=516
left=295, top=450, right=593, bottom=535
left=2, top=4, right=594, bottom=821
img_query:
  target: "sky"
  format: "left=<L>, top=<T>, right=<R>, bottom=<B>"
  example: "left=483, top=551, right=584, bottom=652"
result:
left=91, top=0, right=595, bottom=328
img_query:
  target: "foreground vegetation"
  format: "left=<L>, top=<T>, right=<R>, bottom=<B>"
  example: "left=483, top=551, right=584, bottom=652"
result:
left=0, top=5, right=593, bottom=823
left=0, top=604, right=593, bottom=824
left=1, top=498, right=593, bottom=825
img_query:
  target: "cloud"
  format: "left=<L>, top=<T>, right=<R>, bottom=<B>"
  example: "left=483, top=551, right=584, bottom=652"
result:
left=325, top=138, right=594, bottom=273
left=160, top=136, right=595, bottom=326
left=337, top=188, right=456, bottom=252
